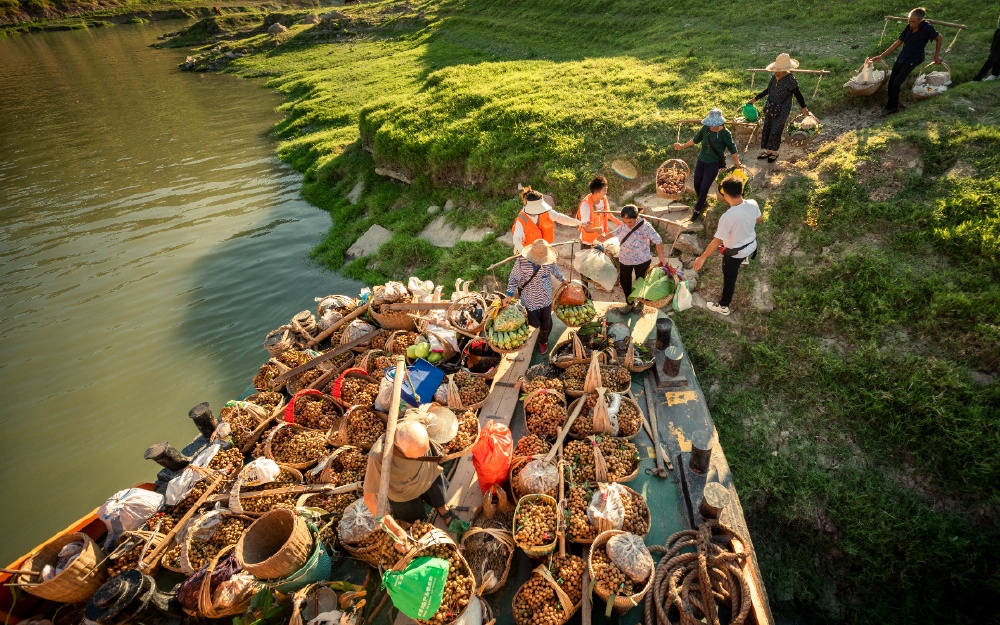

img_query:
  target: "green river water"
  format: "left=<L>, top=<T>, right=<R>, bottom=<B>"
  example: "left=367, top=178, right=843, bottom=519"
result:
left=0, top=22, right=361, bottom=565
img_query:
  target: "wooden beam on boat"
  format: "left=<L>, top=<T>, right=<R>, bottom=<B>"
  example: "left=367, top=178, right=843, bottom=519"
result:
left=272, top=332, right=377, bottom=384
left=381, top=302, right=453, bottom=311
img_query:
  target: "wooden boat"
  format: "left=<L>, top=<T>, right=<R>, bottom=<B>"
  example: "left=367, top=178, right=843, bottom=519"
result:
left=0, top=302, right=773, bottom=625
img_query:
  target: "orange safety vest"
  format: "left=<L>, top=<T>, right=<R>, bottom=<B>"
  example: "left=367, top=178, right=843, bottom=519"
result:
left=577, top=194, right=619, bottom=244
left=512, top=211, right=555, bottom=246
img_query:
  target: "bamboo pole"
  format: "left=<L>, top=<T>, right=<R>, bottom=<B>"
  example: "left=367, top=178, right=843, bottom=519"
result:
left=594, top=209, right=687, bottom=228
left=485, top=241, right=579, bottom=271
left=745, top=68, right=831, bottom=75
left=205, top=481, right=362, bottom=504
left=139, top=474, right=224, bottom=572
left=273, top=331, right=376, bottom=385
left=884, top=15, right=966, bottom=29
left=306, top=300, right=371, bottom=347
left=376, top=357, right=407, bottom=516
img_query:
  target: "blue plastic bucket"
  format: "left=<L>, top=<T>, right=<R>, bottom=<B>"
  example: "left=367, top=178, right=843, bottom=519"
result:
left=386, top=359, right=445, bottom=407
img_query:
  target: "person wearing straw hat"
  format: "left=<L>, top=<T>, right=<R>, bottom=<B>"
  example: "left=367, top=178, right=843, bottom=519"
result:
left=674, top=108, right=741, bottom=221
left=363, top=420, right=461, bottom=531
left=874, top=8, right=943, bottom=113
left=746, top=53, right=810, bottom=163
left=504, top=239, right=567, bottom=355
left=511, top=186, right=595, bottom=253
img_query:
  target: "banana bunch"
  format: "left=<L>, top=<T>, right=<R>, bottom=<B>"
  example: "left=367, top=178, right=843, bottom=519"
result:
left=487, top=320, right=532, bottom=351
left=556, top=299, right=596, bottom=326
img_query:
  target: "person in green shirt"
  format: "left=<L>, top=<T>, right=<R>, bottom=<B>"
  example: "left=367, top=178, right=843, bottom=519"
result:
left=674, top=108, right=741, bottom=221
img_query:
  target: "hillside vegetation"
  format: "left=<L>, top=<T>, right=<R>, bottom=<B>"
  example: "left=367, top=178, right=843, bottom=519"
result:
left=166, top=0, right=1000, bottom=622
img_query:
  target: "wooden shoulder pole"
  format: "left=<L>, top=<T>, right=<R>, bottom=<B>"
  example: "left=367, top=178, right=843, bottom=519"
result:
left=884, top=15, right=966, bottom=29
left=376, top=356, right=407, bottom=517
left=306, top=300, right=371, bottom=348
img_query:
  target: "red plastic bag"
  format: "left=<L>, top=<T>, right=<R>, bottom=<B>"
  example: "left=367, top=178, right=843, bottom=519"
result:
left=471, top=420, right=513, bottom=493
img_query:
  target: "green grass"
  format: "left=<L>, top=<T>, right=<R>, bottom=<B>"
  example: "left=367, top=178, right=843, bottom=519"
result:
left=157, top=1, right=1000, bottom=622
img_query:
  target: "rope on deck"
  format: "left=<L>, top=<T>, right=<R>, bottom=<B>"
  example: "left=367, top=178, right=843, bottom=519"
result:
left=643, top=520, right=752, bottom=625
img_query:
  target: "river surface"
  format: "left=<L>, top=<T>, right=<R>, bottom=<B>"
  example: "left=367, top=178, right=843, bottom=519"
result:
left=0, top=22, right=361, bottom=565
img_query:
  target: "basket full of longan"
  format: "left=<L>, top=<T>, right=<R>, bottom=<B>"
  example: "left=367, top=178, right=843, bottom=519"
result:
left=587, top=530, right=654, bottom=615
left=512, top=554, right=585, bottom=625
left=391, top=524, right=477, bottom=625
left=513, top=494, right=560, bottom=559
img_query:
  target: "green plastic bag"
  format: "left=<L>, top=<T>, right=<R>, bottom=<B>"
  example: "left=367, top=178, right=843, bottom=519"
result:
left=741, top=103, right=759, bottom=122
left=382, top=557, right=450, bottom=620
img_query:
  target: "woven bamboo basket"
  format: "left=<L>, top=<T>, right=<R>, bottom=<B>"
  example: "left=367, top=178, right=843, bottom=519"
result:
left=654, top=159, right=690, bottom=201
left=288, top=310, right=319, bottom=341
left=513, top=494, right=560, bottom=559
left=339, top=405, right=388, bottom=451
left=512, top=563, right=581, bottom=625
left=389, top=528, right=475, bottom=625
left=715, top=164, right=752, bottom=202
left=340, top=323, right=387, bottom=354
left=485, top=301, right=531, bottom=355
left=563, top=351, right=614, bottom=399
left=634, top=266, right=679, bottom=310
left=283, top=389, right=344, bottom=432
left=179, top=511, right=255, bottom=575
left=384, top=330, right=419, bottom=360
left=105, top=530, right=165, bottom=577
left=220, top=400, right=277, bottom=454
left=355, top=349, right=390, bottom=377
left=184, top=545, right=252, bottom=619
left=912, top=60, right=951, bottom=100
left=551, top=332, right=590, bottom=370
left=563, top=437, right=640, bottom=484
left=509, top=455, right=559, bottom=501
left=286, top=350, right=342, bottom=396
left=787, top=112, right=823, bottom=146
left=264, top=325, right=296, bottom=357
left=566, top=392, right=643, bottom=439
left=448, top=293, right=488, bottom=335
left=587, top=529, right=654, bottom=614
left=369, top=286, right=417, bottom=331
left=305, top=445, right=366, bottom=484
left=564, top=483, right=650, bottom=545
left=160, top=539, right=185, bottom=573
left=315, top=294, right=357, bottom=319
left=253, top=358, right=290, bottom=393
left=459, top=526, right=515, bottom=595
left=522, top=387, right=568, bottom=441
left=236, top=509, right=314, bottom=581
left=16, top=533, right=107, bottom=603
left=461, top=339, right=500, bottom=380
left=445, top=374, right=487, bottom=411
left=553, top=281, right=596, bottom=328
left=329, top=369, right=379, bottom=410
left=263, top=423, right=331, bottom=470
left=846, top=58, right=891, bottom=97
left=731, top=118, right=758, bottom=147
left=229, top=464, right=304, bottom=516
left=623, top=341, right=654, bottom=373
left=438, top=408, right=481, bottom=461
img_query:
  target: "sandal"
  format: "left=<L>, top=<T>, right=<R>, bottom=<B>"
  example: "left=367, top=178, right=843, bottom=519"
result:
left=756, top=152, right=769, bottom=160
left=767, top=154, right=778, bottom=163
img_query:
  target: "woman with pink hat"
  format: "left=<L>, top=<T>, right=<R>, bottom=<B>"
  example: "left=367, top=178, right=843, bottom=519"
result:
left=746, top=53, right=810, bottom=163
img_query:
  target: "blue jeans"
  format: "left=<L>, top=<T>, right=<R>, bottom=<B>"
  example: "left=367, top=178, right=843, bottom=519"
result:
left=693, top=160, right=722, bottom=214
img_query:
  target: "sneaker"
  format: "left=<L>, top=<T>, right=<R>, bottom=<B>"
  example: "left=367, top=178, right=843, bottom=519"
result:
left=537, top=342, right=549, bottom=354
left=741, top=256, right=750, bottom=266
left=690, top=211, right=703, bottom=222
left=986, top=75, right=998, bottom=81
left=706, top=302, right=731, bottom=316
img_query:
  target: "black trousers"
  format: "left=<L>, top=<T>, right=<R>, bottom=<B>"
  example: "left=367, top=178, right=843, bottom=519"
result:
left=526, top=305, right=553, bottom=346
left=389, top=473, right=449, bottom=522
left=693, top=160, right=722, bottom=214
left=759, top=107, right=791, bottom=151
left=620, top=259, right=651, bottom=303
left=886, top=60, right=919, bottom=110
left=973, top=29, right=1000, bottom=81
left=719, top=248, right=758, bottom=307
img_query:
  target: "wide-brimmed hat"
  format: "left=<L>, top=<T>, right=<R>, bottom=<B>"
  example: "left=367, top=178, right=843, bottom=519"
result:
left=522, top=190, right=552, bottom=216
left=766, top=53, right=799, bottom=72
left=405, top=404, right=458, bottom=445
left=702, top=108, right=726, bottom=127
left=521, top=239, right=558, bottom=266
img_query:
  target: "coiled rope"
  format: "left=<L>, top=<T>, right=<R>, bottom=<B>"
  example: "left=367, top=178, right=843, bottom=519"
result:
left=643, top=520, right=752, bottom=625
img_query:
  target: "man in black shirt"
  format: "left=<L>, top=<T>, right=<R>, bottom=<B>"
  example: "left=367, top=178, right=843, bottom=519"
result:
left=874, top=7, right=943, bottom=113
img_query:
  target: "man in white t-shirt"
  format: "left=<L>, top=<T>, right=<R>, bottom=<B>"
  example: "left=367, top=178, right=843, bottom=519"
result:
left=691, top=176, right=763, bottom=316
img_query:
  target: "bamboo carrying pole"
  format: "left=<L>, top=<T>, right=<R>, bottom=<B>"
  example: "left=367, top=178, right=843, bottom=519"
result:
left=139, top=474, right=224, bottom=572
left=306, top=300, right=371, bottom=348
left=485, top=241, right=578, bottom=271
left=205, top=481, right=362, bottom=504
left=884, top=15, right=966, bottom=29
left=273, top=331, right=377, bottom=385
left=744, top=68, right=831, bottom=75
left=376, top=357, right=407, bottom=517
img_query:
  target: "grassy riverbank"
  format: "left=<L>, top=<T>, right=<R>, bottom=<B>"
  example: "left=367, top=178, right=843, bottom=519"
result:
left=169, top=0, right=995, bottom=621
